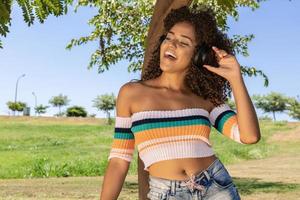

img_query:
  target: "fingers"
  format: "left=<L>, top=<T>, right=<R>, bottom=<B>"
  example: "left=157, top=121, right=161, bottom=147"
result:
left=203, top=64, right=218, bottom=74
left=212, top=46, right=228, bottom=61
left=203, top=64, right=214, bottom=69
left=203, top=64, right=227, bottom=77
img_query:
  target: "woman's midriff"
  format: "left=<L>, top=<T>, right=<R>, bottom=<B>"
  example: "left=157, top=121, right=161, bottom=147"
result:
left=148, top=155, right=218, bottom=181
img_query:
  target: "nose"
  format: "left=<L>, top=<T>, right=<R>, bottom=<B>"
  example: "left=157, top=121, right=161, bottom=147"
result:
left=166, top=38, right=177, bottom=48
left=169, top=41, right=177, bottom=48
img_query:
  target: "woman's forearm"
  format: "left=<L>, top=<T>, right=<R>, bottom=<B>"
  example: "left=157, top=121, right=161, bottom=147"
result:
left=230, top=75, right=261, bottom=144
left=100, top=159, right=130, bottom=200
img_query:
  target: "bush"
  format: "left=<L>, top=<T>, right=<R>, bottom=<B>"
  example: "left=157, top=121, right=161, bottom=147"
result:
left=89, top=113, right=96, bottom=118
left=6, top=101, right=27, bottom=112
left=66, top=106, right=87, bottom=117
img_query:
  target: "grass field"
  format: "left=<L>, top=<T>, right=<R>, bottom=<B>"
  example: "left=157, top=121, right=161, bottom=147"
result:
left=0, top=116, right=299, bottom=199
left=0, top=115, right=290, bottom=179
left=0, top=116, right=115, bottom=179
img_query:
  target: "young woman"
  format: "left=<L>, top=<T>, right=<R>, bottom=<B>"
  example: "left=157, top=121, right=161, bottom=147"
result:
left=100, top=6, right=260, bottom=200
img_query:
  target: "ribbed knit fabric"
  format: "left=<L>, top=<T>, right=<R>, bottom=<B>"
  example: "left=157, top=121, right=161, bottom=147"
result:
left=209, top=104, right=243, bottom=144
left=108, top=116, right=134, bottom=162
left=108, top=103, right=244, bottom=171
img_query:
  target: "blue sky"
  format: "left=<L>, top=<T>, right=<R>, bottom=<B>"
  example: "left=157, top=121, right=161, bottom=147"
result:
left=0, top=0, right=299, bottom=121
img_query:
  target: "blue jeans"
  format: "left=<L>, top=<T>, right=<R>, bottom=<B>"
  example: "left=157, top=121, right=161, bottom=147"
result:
left=147, top=158, right=241, bottom=200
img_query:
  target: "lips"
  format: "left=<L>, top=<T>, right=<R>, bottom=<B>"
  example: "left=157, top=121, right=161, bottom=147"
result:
left=164, top=50, right=177, bottom=60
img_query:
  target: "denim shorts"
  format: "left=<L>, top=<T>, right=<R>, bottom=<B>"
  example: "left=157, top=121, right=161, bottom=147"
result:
left=147, top=158, right=241, bottom=200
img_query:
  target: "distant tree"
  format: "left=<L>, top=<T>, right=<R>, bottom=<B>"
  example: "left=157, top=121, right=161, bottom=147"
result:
left=66, top=106, right=87, bottom=117
left=92, top=93, right=116, bottom=125
left=286, top=97, right=300, bottom=120
left=6, top=101, right=27, bottom=115
left=35, top=104, right=49, bottom=116
left=252, top=92, right=287, bottom=121
left=54, top=112, right=66, bottom=117
left=49, top=94, right=70, bottom=116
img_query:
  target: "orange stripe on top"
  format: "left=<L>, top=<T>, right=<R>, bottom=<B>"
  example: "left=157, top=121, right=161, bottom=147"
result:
left=134, top=124, right=210, bottom=144
left=139, top=137, right=209, bottom=152
left=111, top=139, right=135, bottom=149
left=222, top=115, right=237, bottom=137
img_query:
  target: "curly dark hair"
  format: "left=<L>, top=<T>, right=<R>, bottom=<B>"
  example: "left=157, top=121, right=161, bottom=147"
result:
left=138, top=5, right=234, bottom=106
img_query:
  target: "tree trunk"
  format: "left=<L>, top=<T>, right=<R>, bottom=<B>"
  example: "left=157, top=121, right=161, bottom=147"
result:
left=273, top=111, right=276, bottom=122
left=141, top=0, right=193, bottom=76
left=139, top=1, right=193, bottom=199
left=108, top=111, right=112, bottom=125
left=106, top=111, right=112, bottom=125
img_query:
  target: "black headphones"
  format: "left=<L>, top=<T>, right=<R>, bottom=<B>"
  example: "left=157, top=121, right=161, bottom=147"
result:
left=159, top=35, right=211, bottom=69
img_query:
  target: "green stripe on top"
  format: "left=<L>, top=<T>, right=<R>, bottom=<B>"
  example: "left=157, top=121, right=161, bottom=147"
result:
left=114, top=132, right=134, bottom=139
left=217, top=112, right=235, bottom=133
left=132, top=118, right=210, bottom=133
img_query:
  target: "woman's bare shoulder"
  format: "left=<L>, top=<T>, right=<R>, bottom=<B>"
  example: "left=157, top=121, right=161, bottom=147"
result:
left=120, top=80, right=147, bottom=94
left=118, top=81, right=140, bottom=103
left=124, top=79, right=156, bottom=92
left=203, top=99, right=218, bottom=113
left=206, top=100, right=215, bottom=113
left=191, top=95, right=215, bottom=113
left=117, top=81, right=148, bottom=115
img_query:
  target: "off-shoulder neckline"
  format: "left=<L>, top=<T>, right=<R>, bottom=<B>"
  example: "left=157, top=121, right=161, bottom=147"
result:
left=131, top=107, right=210, bottom=117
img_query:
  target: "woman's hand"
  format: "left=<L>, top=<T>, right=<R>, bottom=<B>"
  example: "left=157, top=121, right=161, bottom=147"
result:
left=203, top=46, right=242, bottom=83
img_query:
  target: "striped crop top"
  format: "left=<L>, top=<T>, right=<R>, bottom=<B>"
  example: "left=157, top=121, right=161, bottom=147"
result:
left=108, top=103, right=245, bottom=171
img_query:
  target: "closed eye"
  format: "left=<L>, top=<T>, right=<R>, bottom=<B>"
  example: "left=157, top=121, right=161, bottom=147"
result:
left=180, top=42, right=189, bottom=46
left=164, top=36, right=191, bottom=47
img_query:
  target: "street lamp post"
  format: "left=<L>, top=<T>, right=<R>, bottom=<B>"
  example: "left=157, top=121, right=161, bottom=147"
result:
left=32, top=92, right=37, bottom=116
left=14, top=74, right=26, bottom=116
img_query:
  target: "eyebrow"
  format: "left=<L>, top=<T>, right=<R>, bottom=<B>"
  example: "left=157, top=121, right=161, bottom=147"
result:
left=168, top=31, right=193, bottom=43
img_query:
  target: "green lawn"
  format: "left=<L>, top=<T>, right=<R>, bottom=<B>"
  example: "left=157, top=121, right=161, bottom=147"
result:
left=0, top=116, right=295, bottom=179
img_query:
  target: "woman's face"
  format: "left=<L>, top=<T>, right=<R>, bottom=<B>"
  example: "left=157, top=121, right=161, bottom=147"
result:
left=159, top=21, right=197, bottom=73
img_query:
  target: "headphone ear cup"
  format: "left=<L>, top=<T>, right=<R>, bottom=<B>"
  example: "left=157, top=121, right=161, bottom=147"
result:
left=193, top=43, right=210, bottom=68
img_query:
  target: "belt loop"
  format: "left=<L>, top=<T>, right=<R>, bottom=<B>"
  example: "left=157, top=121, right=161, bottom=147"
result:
left=203, top=170, right=210, bottom=181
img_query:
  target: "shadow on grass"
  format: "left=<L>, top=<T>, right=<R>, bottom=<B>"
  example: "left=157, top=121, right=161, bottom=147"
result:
left=233, top=177, right=300, bottom=195
left=124, top=181, right=139, bottom=191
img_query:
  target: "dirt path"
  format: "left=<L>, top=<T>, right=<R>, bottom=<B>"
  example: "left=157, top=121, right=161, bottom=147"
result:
left=227, top=123, right=300, bottom=200
left=0, top=123, right=299, bottom=200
